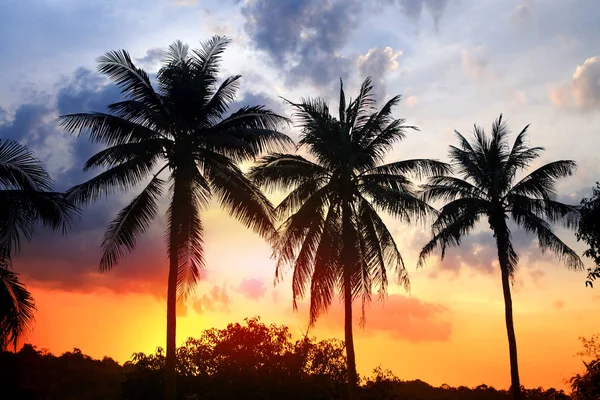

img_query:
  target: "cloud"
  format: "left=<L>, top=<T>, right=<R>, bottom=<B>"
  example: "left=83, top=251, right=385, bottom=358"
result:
left=192, top=285, right=231, bottom=314
left=301, top=294, right=451, bottom=342
left=237, top=278, right=267, bottom=300
left=461, top=46, right=493, bottom=83
left=357, top=46, right=402, bottom=102
left=417, top=222, right=561, bottom=278
left=511, top=0, right=535, bottom=30
left=240, top=0, right=362, bottom=87
left=550, top=56, right=600, bottom=112
left=171, top=0, right=199, bottom=6
left=405, top=95, right=418, bottom=108
left=391, top=0, right=452, bottom=32
left=136, top=48, right=165, bottom=68
left=553, top=300, right=565, bottom=310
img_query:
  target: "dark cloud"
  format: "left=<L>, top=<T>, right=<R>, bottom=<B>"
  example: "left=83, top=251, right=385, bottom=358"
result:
left=386, top=0, right=452, bottom=32
left=240, top=0, right=362, bottom=87
left=136, top=48, right=165, bottom=67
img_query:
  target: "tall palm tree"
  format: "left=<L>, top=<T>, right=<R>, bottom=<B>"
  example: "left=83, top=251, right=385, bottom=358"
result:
left=249, top=78, right=448, bottom=399
left=58, top=36, right=291, bottom=400
left=418, top=115, right=583, bottom=400
left=0, top=139, right=78, bottom=350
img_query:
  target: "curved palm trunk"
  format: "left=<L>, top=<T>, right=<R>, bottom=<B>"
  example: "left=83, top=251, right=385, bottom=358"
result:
left=494, top=225, right=521, bottom=400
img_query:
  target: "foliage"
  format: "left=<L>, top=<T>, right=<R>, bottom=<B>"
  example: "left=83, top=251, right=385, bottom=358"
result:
left=363, top=367, right=569, bottom=399
left=122, top=317, right=347, bottom=400
left=0, top=139, right=79, bottom=350
left=575, top=183, right=600, bottom=288
left=0, top=318, right=576, bottom=399
left=0, top=344, right=123, bottom=400
left=570, top=335, right=600, bottom=400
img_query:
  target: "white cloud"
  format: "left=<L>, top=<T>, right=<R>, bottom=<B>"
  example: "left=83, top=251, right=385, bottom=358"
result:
left=550, top=56, right=600, bottom=112
left=357, top=46, right=402, bottom=101
left=461, top=46, right=494, bottom=83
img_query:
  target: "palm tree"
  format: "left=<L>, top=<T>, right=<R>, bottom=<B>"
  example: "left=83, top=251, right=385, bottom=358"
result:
left=418, top=115, right=583, bottom=400
left=58, top=36, right=291, bottom=400
left=0, top=139, right=78, bottom=350
left=249, top=78, right=448, bottom=399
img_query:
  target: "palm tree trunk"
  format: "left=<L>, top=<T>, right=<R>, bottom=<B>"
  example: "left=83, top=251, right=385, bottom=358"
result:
left=341, top=195, right=359, bottom=400
left=165, top=241, right=178, bottom=400
left=343, top=269, right=359, bottom=400
left=495, top=227, right=521, bottom=400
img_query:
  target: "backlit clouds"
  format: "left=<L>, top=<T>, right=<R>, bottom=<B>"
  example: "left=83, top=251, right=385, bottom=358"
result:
left=238, top=278, right=267, bottom=301
left=357, top=46, right=402, bottom=101
left=461, top=46, right=493, bottom=83
left=550, top=56, right=600, bottom=112
left=193, top=285, right=231, bottom=314
left=301, top=294, right=451, bottom=342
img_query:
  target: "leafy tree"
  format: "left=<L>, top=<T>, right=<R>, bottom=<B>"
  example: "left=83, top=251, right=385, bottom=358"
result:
left=249, top=78, right=448, bottom=399
left=418, top=115, right=582, bottom=399
left=58, top=36, right=291, bottom=400
left=0, top=139, right=78, bottom=350
left=570, top=335, right=600, bottom=400
left=575, top=183, right=600, bottom=287
left=123, top=317, right=347, bottom=400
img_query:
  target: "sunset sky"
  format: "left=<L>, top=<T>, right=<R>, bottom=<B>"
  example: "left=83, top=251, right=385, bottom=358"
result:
left=1, top=0, right=600, bottom=392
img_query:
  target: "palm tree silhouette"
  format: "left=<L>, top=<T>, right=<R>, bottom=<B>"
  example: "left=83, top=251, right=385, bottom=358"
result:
left=59, top=36, right=291, bottom=400
left=250, top=78, right=447, bottom=399
left=0, top=139, right=78, bottom=350
left=418, top=115, right=583, bottom=400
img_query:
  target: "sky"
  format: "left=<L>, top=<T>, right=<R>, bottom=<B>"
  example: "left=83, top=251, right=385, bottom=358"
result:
left=1, top=0, right=600, bottom=392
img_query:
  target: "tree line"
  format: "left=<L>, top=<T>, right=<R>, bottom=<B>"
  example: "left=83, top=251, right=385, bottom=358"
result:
left=1, top=36, right=599, bottom=400
left=0, top=318, right=587, bottom=399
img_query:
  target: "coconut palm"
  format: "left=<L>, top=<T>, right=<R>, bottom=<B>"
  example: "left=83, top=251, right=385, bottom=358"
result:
left=418, top=115, right=583, bottom=399
left=58, top=36, right=291, bottom=400
left=249, top=78, right=448, bottom=399
left=0, top=139, right=78, bottom=350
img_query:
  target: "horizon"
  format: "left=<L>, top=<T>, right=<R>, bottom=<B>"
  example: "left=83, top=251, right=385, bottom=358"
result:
left=1, top=0, right=600, bottom=396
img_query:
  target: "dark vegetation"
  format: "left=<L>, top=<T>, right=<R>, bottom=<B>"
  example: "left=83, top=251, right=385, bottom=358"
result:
left=575, top=182, right=600, bottom=287
left=0, top=318, right=579, bottom=400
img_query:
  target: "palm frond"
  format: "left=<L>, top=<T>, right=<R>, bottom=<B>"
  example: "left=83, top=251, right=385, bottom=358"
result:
left=420, top=175, right=488, bottom=203
left=202, top=152, right=277, bottom=242
left=0, top=139, right=53, bottom=191
left=97, top=49, right=165, bottom=113
left=84, top=140, right=171, bottom=171
left=100, top=173, right=165, bottom=271
left=59, top=113, right=163, bottom=146
left=67, top=155, right=163, bottom=205
left=191, top=35, right=231, bottom=76
left=363, top=159, right=450, bottom=180
left=508, top=160, right=577, bottom=199
left=0, top=266, right=36, bottom=351
left=249, top=154, right=328, bottom=192
left=512, top=210, right=583, bottom=270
